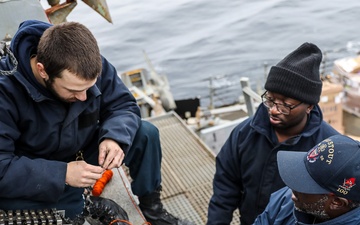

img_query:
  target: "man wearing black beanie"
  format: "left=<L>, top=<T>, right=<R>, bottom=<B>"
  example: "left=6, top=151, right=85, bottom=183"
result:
left=207, top=42, right=340, bottom=225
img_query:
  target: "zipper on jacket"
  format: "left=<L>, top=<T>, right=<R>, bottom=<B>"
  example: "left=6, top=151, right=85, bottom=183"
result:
left=75, top=150, right=84, bottom=161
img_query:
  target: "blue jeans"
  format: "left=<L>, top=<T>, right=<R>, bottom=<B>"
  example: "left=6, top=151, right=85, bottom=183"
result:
left=2, top=120, right=162, bottom=219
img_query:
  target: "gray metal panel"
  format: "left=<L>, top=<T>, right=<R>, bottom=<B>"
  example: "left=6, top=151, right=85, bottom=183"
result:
left=0, top=0, right=49, bottom=41
left=101, top=168, right=146, bottom=225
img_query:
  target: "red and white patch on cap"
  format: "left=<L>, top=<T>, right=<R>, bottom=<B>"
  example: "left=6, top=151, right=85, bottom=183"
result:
left=337, top=178, right=356, bottom=196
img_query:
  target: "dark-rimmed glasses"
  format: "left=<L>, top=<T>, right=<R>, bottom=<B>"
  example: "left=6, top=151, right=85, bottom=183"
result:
left=261, top=92, right=303, bottom=115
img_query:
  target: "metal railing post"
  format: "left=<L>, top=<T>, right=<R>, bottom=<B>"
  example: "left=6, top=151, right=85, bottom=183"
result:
left=240, top=77, right=261, bottom=117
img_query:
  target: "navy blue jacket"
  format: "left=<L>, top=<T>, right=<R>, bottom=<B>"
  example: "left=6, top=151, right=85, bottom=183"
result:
left=207, top=104, right=339, bottom=225
left=253, top=187, right=360, bottom=225
left=0, top=20, right=141, bottom=203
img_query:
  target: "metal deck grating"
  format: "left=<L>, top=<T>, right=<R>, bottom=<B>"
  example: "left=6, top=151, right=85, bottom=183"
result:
left=147, top=112, right=240, bottom=224
left=162, top=194, right=203, bottom=224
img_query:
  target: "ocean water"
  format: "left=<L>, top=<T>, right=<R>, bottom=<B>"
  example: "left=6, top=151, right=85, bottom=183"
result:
left=65, top=0, right=360, bottom=107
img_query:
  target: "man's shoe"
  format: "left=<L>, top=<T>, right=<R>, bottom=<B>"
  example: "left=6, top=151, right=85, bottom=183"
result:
left=139, top=186, right=195, bottom=225
left=141, top=206, right=194, bottom=225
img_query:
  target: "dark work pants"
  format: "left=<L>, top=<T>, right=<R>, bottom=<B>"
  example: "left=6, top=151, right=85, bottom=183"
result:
left=123, top=120, right=162, bottom=196
left=2, top=120, right=162, bottom=219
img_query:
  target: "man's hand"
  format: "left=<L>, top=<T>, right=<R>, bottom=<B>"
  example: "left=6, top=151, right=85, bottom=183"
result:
left=98, top=139, right=125, bottom=169
left=66, top=161, right=104, bottom=187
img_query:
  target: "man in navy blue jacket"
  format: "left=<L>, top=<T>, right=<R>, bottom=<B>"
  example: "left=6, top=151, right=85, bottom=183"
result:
left=207, top=42, right=340, bottom=225
left=0, top=20, right=189, bottom=225
left=253, top=134, right=360, bottom=225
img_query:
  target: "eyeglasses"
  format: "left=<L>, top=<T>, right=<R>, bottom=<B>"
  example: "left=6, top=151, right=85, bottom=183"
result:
left=261, top=92, right=303, bottom=115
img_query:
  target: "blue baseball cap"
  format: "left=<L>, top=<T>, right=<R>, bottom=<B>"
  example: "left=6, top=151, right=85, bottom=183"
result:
left=277, top=134, right=360, bottom=200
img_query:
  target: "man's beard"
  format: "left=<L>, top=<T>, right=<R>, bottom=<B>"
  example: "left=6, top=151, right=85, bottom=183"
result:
left=294, top=195, right=330, bottom=220
left=44, top=78, right=71, bottom=103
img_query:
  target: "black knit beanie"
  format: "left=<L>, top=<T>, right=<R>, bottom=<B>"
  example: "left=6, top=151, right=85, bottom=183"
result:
left=264, top=42, right=323, bottom=105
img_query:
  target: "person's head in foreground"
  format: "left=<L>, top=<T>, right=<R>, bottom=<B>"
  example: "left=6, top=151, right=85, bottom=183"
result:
left=278, top=134, right=360, bottom=223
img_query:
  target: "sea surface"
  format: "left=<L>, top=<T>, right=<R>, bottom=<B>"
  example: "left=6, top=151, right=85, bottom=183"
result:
left=64, top=0, right=360, bottom=107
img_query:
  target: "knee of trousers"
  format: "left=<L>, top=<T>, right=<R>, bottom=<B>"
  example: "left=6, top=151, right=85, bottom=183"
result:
left=137, top=120, right=159, bottom=140
left=125, top=120, right=162, bottom=163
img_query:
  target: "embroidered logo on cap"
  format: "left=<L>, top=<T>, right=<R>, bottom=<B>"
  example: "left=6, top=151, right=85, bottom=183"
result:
left=307, top=142, right=328, bottom=163
left=307, top=138, right=336, bottom=165
left=307, top=147, right=321, bottom=163
left=337, top=178, right=356, bottom=195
